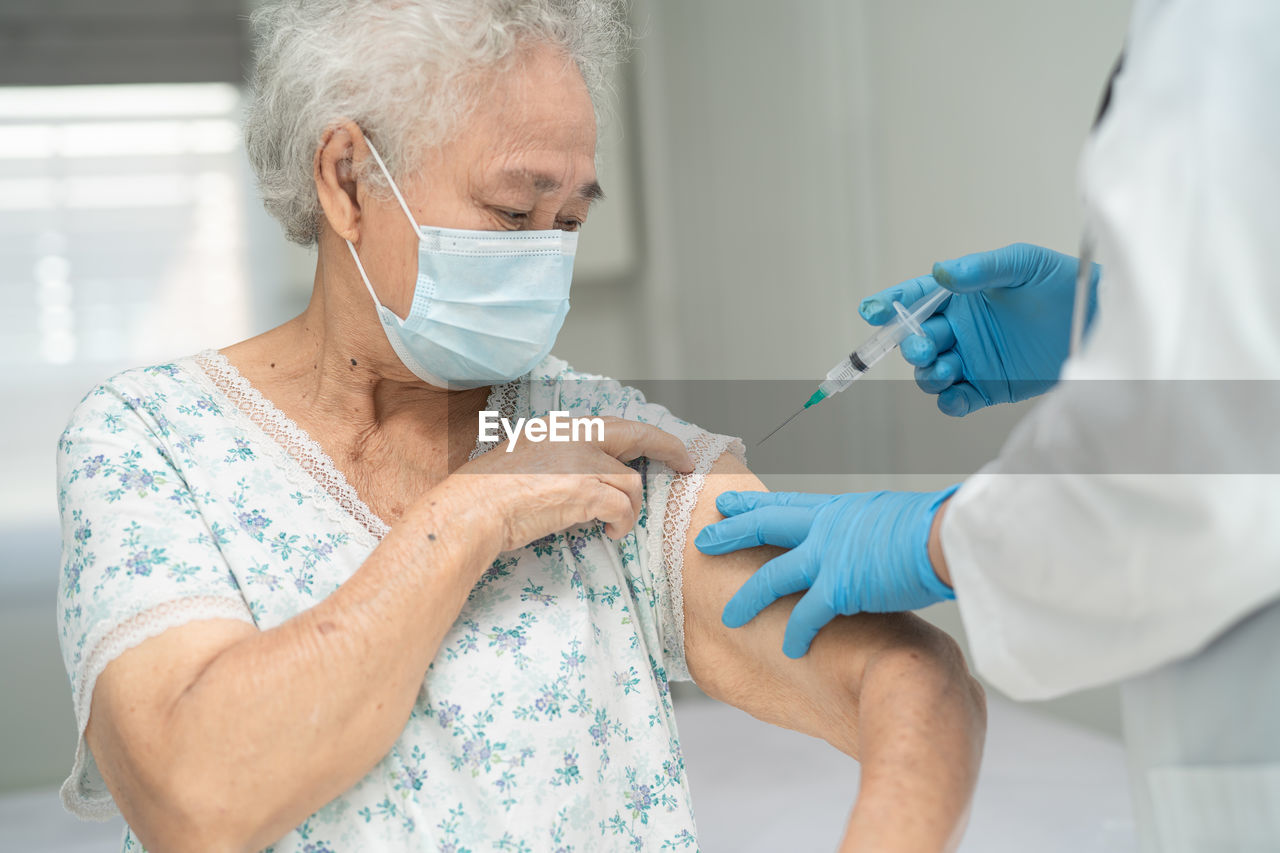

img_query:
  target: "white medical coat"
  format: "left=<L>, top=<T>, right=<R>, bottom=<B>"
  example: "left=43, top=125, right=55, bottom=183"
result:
left=942, top=0, right=1280, bottom=702
left=942, top=3, right=1280, bottom=846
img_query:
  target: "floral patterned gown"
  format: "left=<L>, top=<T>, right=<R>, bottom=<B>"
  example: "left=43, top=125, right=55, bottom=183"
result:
left=56, top=350, right=743, bottom=852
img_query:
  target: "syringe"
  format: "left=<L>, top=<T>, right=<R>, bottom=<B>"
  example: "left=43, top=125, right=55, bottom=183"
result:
left=759, top=287, right=950, bottom=444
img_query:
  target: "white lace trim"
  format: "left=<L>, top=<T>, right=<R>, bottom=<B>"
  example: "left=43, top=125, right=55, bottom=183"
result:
left=63, top=595, right=256, bottom=821
left=190, top=350, right=523, bottom=538
left=469, top=377, right=524, bottom=460
left=193, top=350, right=392, bottom=540
left=654, top=432, right=746, bottom=683
left=182, top=355, right=377, bottom=551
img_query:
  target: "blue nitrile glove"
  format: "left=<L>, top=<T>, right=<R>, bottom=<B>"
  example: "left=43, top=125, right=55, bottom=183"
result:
left=858, top=243, right=1100, bottom=417
left=694, top=488, right=957, bottom=658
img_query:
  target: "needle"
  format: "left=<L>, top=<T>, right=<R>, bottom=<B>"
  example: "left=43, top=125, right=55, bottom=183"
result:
left=758, top=406, right=806, bottom=445
left=760, top=288, right=949, bottom=447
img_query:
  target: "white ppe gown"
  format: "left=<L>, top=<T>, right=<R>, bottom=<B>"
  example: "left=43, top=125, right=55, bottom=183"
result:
left=939, top=0, right=1280, bottom=849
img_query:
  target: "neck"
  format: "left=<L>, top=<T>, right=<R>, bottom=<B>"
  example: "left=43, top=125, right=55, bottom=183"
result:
left=231, top=238, right=491, bottom=454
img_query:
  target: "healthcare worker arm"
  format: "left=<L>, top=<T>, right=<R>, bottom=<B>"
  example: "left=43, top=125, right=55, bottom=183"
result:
left=683, top=453, right=985, bottom=851
left=942, top=0, right=1280, bottom=700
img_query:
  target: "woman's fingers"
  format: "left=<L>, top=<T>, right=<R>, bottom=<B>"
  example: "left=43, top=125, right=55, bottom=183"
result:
left=459, top=415, right=695, bottom=546
left=597, top=417, right=693, bottom=473
left=591, top=479, right=639, bottom=539
left=597, top=460, right=644, bottom=526
left=570, top=419, right=692, bottom=538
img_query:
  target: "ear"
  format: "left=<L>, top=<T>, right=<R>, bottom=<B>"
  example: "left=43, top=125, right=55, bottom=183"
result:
left=314, top=120, right=368, bottom=243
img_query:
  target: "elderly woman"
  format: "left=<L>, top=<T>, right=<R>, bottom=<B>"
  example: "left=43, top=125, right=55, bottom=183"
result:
left=55, top=1, right=984, bottom=850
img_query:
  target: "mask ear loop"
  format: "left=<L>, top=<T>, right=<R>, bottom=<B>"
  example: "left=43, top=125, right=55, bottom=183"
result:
left=363, top=137, right=424, bottom=233
left=345, top=134, right=423, bottom=317
left=345, top=238, right=386, bottom=312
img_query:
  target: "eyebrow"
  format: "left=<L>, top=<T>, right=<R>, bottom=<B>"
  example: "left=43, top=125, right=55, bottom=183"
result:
left=503, top=169, right=604, bottom=203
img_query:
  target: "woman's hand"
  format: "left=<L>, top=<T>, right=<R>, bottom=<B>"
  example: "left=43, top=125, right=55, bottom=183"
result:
left=453, top=415, right=694, bottom=550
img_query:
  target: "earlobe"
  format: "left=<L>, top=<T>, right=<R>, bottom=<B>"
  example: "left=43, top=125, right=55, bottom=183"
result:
left=314, top=121, right=365, bottom=243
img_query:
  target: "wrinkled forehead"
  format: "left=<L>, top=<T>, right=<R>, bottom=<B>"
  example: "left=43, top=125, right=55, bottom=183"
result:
left=468, top=40, right=596, bottom=149
left=453, top=42, right=599, bottom=181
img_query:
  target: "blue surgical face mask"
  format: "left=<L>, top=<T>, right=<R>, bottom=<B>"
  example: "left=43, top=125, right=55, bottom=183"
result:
left=345, top=139, right=576, bottom=389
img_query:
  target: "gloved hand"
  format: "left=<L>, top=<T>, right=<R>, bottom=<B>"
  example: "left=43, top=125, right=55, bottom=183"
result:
left=858, top=243, right=1100, bottom=417
left=694, top=488, right=956, bottom=658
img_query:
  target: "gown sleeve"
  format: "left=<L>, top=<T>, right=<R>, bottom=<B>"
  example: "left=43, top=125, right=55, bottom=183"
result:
left=55, top=369, right=254, bottom=819
left=540, top=361, right=745, bottom=683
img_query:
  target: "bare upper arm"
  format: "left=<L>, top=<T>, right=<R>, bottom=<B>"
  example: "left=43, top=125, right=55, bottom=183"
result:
left=85, top=619, right=257, bottom=826
left=680, top=453, right=953, bottom=757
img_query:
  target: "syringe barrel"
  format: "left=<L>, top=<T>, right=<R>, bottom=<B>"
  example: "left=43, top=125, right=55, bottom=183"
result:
left=815, top=289, right=948, bottom=403
left=824, top=357, right=862, bottom=383
left=851, top=319, right=914, bottom=370
left=818, top=357, right=864, bottom=398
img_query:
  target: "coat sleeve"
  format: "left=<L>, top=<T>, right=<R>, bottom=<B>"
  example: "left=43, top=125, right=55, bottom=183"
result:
left=941, top=0, right=1280, bottom=700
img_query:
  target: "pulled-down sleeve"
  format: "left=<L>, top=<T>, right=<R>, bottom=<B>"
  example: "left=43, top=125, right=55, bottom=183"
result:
left=541, top=361, right=744, bottom=683
left=628, top=401, right=745, bottom=684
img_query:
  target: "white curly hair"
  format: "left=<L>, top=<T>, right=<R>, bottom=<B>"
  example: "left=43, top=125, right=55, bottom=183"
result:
left=243, top=0, right=631, bottom=245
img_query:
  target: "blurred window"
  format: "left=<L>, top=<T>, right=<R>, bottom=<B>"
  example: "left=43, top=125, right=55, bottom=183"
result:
left=0, top=83, right=252, bottom=369
left=0, top=83, right=263, bottom=576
